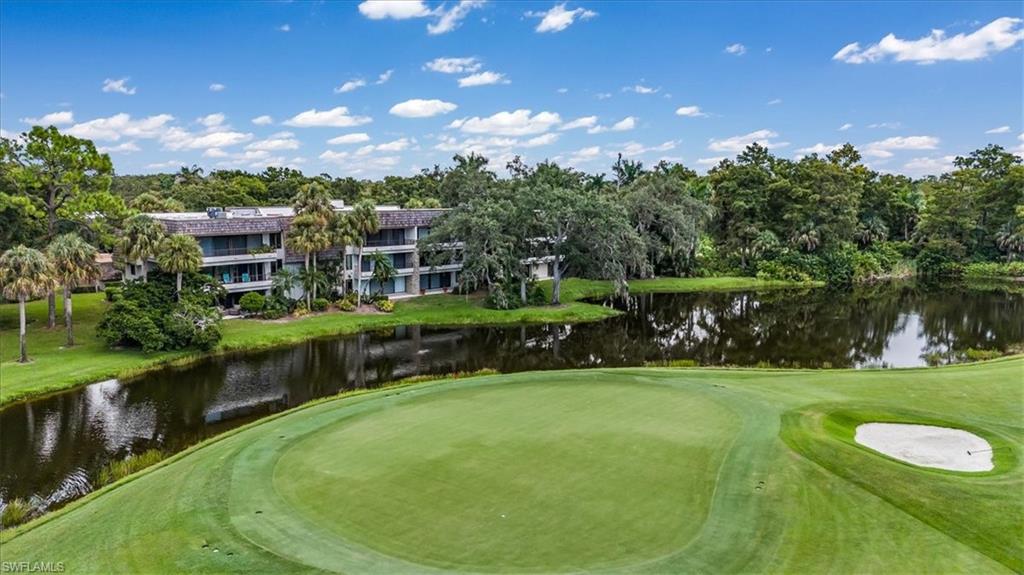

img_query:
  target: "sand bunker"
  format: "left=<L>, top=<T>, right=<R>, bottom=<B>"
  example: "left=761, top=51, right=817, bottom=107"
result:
left=854, top=423, right=994, bottom=472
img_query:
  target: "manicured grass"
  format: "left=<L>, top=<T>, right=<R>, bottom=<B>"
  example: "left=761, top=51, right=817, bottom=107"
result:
left=0, top=276, right=798, bottom=406
left=4, top=359, right=1021, bottom=572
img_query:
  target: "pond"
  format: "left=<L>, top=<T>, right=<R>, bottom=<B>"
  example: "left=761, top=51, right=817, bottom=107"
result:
left=2, top=282, right=1021, bottom=514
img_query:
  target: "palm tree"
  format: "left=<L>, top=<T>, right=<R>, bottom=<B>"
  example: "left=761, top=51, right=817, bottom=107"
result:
left=368, top=252, right=397, bottom=296
left=120, top=214, right=165, bottom=282
left=328, top=212, right=358, bottom=296
left=46, top=233, right=100, bottom=347
left=996, top=224, right=1024, bottom=262
left=349, top=200, right=380, bottom=306
left=271, top=268, right=298, bottom=301
left=791, top=224, right=821, bottom=253
left=156, top=234, right=203, bottom=300
left=292, top=182, right=333, bottom=220
left=286, top=214, right=331, bottom=307
left=0, top=246, right=56, bottom=363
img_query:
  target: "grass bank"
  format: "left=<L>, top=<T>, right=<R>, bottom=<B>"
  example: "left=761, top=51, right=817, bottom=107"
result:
left=0, top=276, right=802, bottom=406
left=3, top=359, right=1020, bottom=572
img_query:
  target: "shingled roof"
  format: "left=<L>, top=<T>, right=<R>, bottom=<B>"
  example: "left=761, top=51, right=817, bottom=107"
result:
left=157, top=216, right=290, bottom=236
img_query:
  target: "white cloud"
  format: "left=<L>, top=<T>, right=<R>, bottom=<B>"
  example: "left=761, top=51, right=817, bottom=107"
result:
left=565, top=145, right=602, bottom=165
left=833, top=17, right=1024, bottom=64
left=246, top=131, right=300, bottom=151
left=795, top=142, right=843, bottom=157
left=448, top=109, right=561, bottom=136
left=358, top=1, right=431, bottom=20
left=697, top=156, right=726, bottom=166
left=161, top=126, right=253, bottom=151
left=868, top=121, right=901, bottom=129
left=559, top=116, right=598, bottom=131
left=1015, top=133, right=1024, bottom=154
left=428, top=0, right=486, bottom=35
left=67, top=113, right=174, bottom=141
left=725, top=43, right=747, bottom=55
left=624, top=84, right=659, bottom=94
left=284, top=106, right=372, bottom=128
left=319, top=149, right=402, bottom=175
left=862, top=135, right=940, bottom=158
left=424, top=57, right=481, bottom=74
left=376, top=70, right=393, bottom=84
left=557, top=87, right=569, bottom=94
left=766, top=98, right=783, bottom=106
left=327, top=133, right=371, bottom=145
left=372, top=137, right=414, bottom=152
left=458, top=71, right=509, bottom=87
left=839, top=123, right=853, bottom=131
left=524, top=133, right=559, bottom=147
left=390, top=99, right=458, bottom=118
left=527, top=3, right=597, bottom=33
left=588, top=116, right=636, bottom=133
left=335, top=78, right=367, bottom=93
left=21, top=111, right=74, bottom=126
left=0, top=128, right=16, bottom=139
left=986, top=125, right=1011, bottom=134
left=209, top=83, right=226, bottom=92
left=198, top=113, right=226, bottom=128
left=145, top=160, right=186, bottom=170
left=675, top=106, right=706, bottom=117
left=609, top=140, right=677, bottom=157
left=278, top=24, right=291, bottom=32
left=97, top=141, right=141, bottom=154
left=595, top=92, right=612, bottom=100
left=904, top=155, right=956, bottom=175
left=102, top=77, right=136, bottom=95
left=251, top=115, right=274, bottom=126
left=708, top=129, right=788, bottom=152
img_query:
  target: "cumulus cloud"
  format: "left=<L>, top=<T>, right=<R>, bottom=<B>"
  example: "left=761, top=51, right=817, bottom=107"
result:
left=162, top=126, right=253, bottom=151
left=284, top=107, right=372, bottom=128
left=526, top=3, right=597, bottom=33
left=327, top=133, right=371, bottom=145
left=839, top=123, right=854, bottom=131
left=766, top=98, right=783, bottom=106
left=424, top=57, right=482, bottom=74
left=335, top=78, right=367, bottom=93
left=198, top=113, right=226, bottom=129
left=278, top=24, right=291, bottom=32
left=862, top=135, right=940, bottom=158
left=251, top=115, right=274, bottom=126
left=434, top=132, right=557, bottom=167
left=67, top=113, right=174, bottom=141
left=559, top=116, right=598, bottom=131
left=389, top=99, right=458, bottom=118
left=794, top=143, right=843, bottom=157
left=245, top=131, right=300, bottom=152
left=428, top=0, right=486, bottom=35
left=458, top=71, right=510, bottom=87
left=608, top=140, right=677, bottom=158
left=833, top=17, right=1024, bottom=64
left=624, top=84, right=659, bottom=94
left=376, top=70, right=393, bottom=84
left=102, top=77, right=136, bottom=95
left=708, top=129, right=787, bottom=152
left=697, top=156, right=726, bottom=167
left=903, top=155, right=957, bottom=175
left=358, top=1, right=431, bottom=20
left=97, top=141, right=141, bottom=154
left=146, top=160, right=186, bottom=170
left=21, top=111, right=74, bottom=126
left=725, top=43, right=746, bottom=55
left=986, top=125, right=1011, bottom=134
left=588, top=116, right=637, bottom=134
left=564, top=145, right=602, bottom=165
left=675, top=106, right=706, bottom=117
left=209, top=83, right=226, bottom=92
left=319, top=149, right=402, bottom=175
left=448, top=109, right=561, bottom=136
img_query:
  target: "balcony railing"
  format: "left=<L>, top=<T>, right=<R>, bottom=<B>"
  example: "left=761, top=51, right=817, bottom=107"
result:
left=218, top=272, right=269, bottom=284
left=204, top=246, right=277, bottom=257
left=364, top=237, right=413, bottom=247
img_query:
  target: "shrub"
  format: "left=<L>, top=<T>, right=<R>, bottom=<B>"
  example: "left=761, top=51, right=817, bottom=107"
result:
left=97, top=299, right=168, bottom=352
left=852, top=252, right=884, bottom=282
left=963, top=261, right=1024, bottom=279
left=95, top=449, right=166, bottom=487
left=164, top=302, right=222, bottom=351
left=755, top=260, right=811, bottom=283
left=337, top=299, right=356, bottom=312
left=818, top=244, right=858, bottom=285
left=311, top=297, right=330, bottom=312
left=964, top=348, right=1004, bottom=362
left=526, top=281, right=547, bottom=306
left=293, top=303, right=309, bottom=317
left=375, top=298, right=395, bottom=313
left=104, top=285, right=123, bottom=302
left=261, top=308, right=286, bottom=320
left=1, top=498, right=34, bottom=529
left=238, top=292, right=266, bottom=314
left=916, top=239, right=966, bottom=277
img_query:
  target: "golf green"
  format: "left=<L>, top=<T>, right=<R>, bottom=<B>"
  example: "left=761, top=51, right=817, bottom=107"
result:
left=3, top=360, right=1022, bottom=573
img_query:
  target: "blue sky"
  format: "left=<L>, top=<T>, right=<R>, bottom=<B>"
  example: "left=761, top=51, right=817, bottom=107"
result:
left=1, top=1, right=1021, bottom=178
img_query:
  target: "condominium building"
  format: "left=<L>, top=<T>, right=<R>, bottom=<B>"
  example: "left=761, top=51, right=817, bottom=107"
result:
left=123, top=202, right=474, bottom=305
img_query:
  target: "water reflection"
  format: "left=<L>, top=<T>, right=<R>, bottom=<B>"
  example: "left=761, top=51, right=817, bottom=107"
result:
left=2, top=283, right=1021, bottom=511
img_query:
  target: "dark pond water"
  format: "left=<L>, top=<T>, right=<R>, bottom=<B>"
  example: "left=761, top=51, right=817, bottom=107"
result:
left=2, top=283, right=1022, bottom=513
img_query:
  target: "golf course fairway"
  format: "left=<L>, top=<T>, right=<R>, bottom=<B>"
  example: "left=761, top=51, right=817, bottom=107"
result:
left=3, top=358, right=1022, bottom=573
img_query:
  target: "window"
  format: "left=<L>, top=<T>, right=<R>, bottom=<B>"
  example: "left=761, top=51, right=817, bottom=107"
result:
left=417, top=226, right=431, bottom=239
left=547, top=262, right=555, bottom=277
left=420, top=272, right=452, bottom=290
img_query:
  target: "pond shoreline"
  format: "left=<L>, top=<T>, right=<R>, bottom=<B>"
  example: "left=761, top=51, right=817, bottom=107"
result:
left=0, top=276, right=812, bottom=408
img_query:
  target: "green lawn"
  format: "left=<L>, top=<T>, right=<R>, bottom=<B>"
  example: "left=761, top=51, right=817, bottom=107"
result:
left=4, top=359, right=1021, bottom=573
left=0, top=276, right=800, bottom=406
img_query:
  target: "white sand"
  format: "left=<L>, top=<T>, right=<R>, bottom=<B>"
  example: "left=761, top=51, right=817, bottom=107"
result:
left=854, top=423, right=994, bottom=472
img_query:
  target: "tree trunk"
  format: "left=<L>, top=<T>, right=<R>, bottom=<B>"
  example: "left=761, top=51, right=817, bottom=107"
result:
left=304, top=253, right=311, bottom=308
left=64, top=285, right=74, bottom=347
left=520, top=276, right=527, bottom=305
left=312, top=255, right=318, bottom=301
left=142, top=260, right=148, bottom=283
left=552, top=260, right=561, bottom=305
left=356, top=248, right=364, bottom=306
left=47, top=291, right=56, bottom=329
left=176, top=272, right=183, bottom=300
left=19, top=296, right=28, bottom=363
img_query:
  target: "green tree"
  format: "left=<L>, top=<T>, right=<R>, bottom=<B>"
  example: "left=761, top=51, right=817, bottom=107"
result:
left=46, top=233, right=100, bottom=346
left=286, top=214, right=331, bottom=307
left=129, top=192, right=185, bottom=213
left=368, top=252, right=397, bottom=296
left=156, top=234, right=203, bottom=299
left=4, top=126, right=113, bottom=327
left=119, top=214, right=166, bottom=282
left=0, top=245, right=56, bottom=362
left=348, top=200, right=380, bottom=305
left=622, top=171, right=713, bottom=275
left=271, top=268, right=298, bottom=300
left=328, top=212, right=358, bottom=295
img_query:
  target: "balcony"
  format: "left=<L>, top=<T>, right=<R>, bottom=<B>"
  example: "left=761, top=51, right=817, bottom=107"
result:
left=364, top=237, right=413, bottom=248
left=202, top=246, right=281, bottom=264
